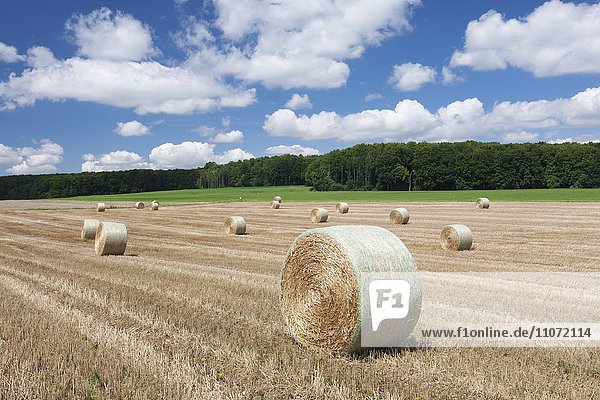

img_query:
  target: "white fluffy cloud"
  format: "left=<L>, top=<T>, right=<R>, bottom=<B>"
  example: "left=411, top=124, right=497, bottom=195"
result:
left=388, top=62, right=436, bottom=91
left=0, top=140, right=63, bottom=175
left=285, top=94, right=313, bottom=110
left=0, top=58, right=256, bottom=114
left=264, top=86, right=600, bottom=142
left=0, top=42, right=24, bottom=63
left=66, top=7, right=157, bottom=61
left=265, top=144, right=320, bottom=156
left=149, top=141, right=254, bottom=169
left=212, top=130, right=244, bottom=143
left=450, top=1, right=600, bottom=76
left=504, top=131, right=540, bottom=143
left=365, top=93, right=383, bottom=102
left=114, top=120, right=150, bottom=137
left=81, top=150, right=151, bottom=172
left=185, top=0, right=420, bottom=88
left=26, top=46, right=59, bottom=68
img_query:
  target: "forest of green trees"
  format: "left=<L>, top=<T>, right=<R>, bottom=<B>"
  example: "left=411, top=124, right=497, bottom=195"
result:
left=1, top=141, right=599, bottom=200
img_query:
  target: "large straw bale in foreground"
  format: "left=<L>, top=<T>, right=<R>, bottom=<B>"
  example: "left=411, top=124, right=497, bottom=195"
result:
left=81, top=219, right=99, bottom=240
left=95, top=222, right=128, bottom=256
left=310, top=208, right=328, bottom=223
left=96, top=203, right=106, bottom=212
left=440, top=224, right=473, bottom=251
left=225, top=216, right=246, bottom=235
left=281, top=225, right=421, bottom=353
left=476, top=197, right=490, bottom=209
left=336, top=202, right=349, bottom=214
left=390, top=208, right=410, bottom=224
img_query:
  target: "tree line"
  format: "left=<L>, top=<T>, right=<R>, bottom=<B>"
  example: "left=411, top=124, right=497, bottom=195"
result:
left=1, top=141, right=599, bottom=200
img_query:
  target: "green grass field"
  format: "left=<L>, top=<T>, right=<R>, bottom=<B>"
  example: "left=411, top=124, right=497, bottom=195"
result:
left=60, top=186, right=600, bottom=203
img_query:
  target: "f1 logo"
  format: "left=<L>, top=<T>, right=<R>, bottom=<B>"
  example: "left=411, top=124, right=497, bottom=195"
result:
left=369, top=280, right=411, bottom=331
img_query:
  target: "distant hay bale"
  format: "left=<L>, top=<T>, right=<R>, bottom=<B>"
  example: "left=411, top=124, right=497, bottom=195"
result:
left=151, top=200, right=159, bottom=205
left=271, top=201, right=281, bottom=209
left=441, top=224, right=473, bottom=251
left=336, top=202, right=349, bottom=214
left=476, top=197, right=490, bottom=209
left=135, top=202, right=145, bottom=209
left=94, top=222, right=128, bottom=256
left=150, top=202, right=159, bottom=210
left=96, top=203, right=106, bottom=212
left=311, top=208, right=328, bottom=223
left=390, top=208, right=410, bottom=224
left=281, top=225, right=421, bottom=353
left=273, top=196, right=282, bottom=203
left=81, top=219, right=99, bottom=240
left=225, top=216, right=246, bottom=235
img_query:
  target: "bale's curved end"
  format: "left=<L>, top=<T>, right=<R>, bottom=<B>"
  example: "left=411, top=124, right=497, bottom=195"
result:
left=95, top=222, right=128, bottom=256
left=441, top=224, right=473, bottom=251
left=336, top=202, right=349, bottom=214
left=225, top=216, right=246, bottom=235
left=310, top=208, right=328, bottom=223
left=281, top=225, right=421, bottom=353
left=135, top=202, right=145, bottom=209
left=390, top=208, right=410, bottom=224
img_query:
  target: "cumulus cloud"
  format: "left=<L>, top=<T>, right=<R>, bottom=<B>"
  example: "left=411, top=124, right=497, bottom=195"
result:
left=185, top=0, right=421, bottom=88
left=26, top=46, right=59, bottom=68
left=81, top=150, right=152, bottom=172
left=0, top=58, right=256, bottom=114
left=0, top=8, right=256, bottom=115
left=441, top=66, right=463, bottom=85
left=504, top=131, right=540, bottom=143
left=285, top=94, right=312, bottom=110
left=365, top=93, right=383, bottom=102
left=547, top=135, right=600, bottom=144
left=0, top=140, right=63, bottom=175
left=114, top=120, right=150, bottom=137
left=450, top=1, right=600, bottom=76
left=212, top=129, right=244, bottom=143
left=149, top=141, right=254, bottom=169
left=388, top=62, right=436, bottom=91
left=66, top=7, right=157, bottom=61
left=265, top=144, right=320, bottom=156
left=0, top=42, right=24, bottom=63
left=264, top=86, right=600, bottom=142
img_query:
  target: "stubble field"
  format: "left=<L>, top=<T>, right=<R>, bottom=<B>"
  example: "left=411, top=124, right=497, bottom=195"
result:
left=0, top=200, right=598, bottom=399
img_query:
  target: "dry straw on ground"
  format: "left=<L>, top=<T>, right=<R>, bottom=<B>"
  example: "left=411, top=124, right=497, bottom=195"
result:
left=390, top=207, right=410, bottom=224
left=281, top=225, right=421, bottom=353
left=81, top=219, right=99, bottom=240
left=273, top=196, right=282, bottom=203
left=271, top=201, right=281, bottom=209
left=96, top=203, right=106, bottom=212
left=135, top=202, right=145, bottom=209
left=476, top=197, right=490, bottom=209
left=94, top=222, right=128, bottom=256
left=310, top=208, right=328, bottom=223
left=441, top=224, right=473, bottom=251
left=151, top=202, right=159, bottom=211
left=225, top=216, right=246, bottom=235
left=336, top=202, right=349, bottom=214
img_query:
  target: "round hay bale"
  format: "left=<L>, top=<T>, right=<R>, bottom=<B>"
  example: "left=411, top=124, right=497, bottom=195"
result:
left=390, top=208, right=410, bottom=224
left=96, top=203, right=106, bottom=212
left=476, top=197, right=490, bottom=209
left=225, top=216, right=246, bottom=235
left=135, top=202, right=145, bottom=209
left=94, top=222, right=128, bottom=256
left=336, top=202, right=349, bottom=214
left=273, top=195, right=282, bottom=203
left=81, top=219, right=100, bottom=240
left=271, top=200, right=281, bottom=209
left=150, top=202, right=159, bottom=210
left=440, top=224, right=473, bottom=251
left=151, top=200, right=159, bottom=205
left=311, top=208, right=328, bottom=223
left=281, top=225, right=421, bottom=353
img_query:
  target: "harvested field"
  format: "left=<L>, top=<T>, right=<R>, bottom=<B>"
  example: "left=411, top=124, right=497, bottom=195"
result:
left=0, top=200, right=598, bottom=399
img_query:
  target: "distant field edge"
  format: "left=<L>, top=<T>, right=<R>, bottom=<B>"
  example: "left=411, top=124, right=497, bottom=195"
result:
left=56, top=186, right=600, bottom=203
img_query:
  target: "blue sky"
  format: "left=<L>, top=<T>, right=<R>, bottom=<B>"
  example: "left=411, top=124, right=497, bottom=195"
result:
left=0, top=0, right=599, bottom=175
